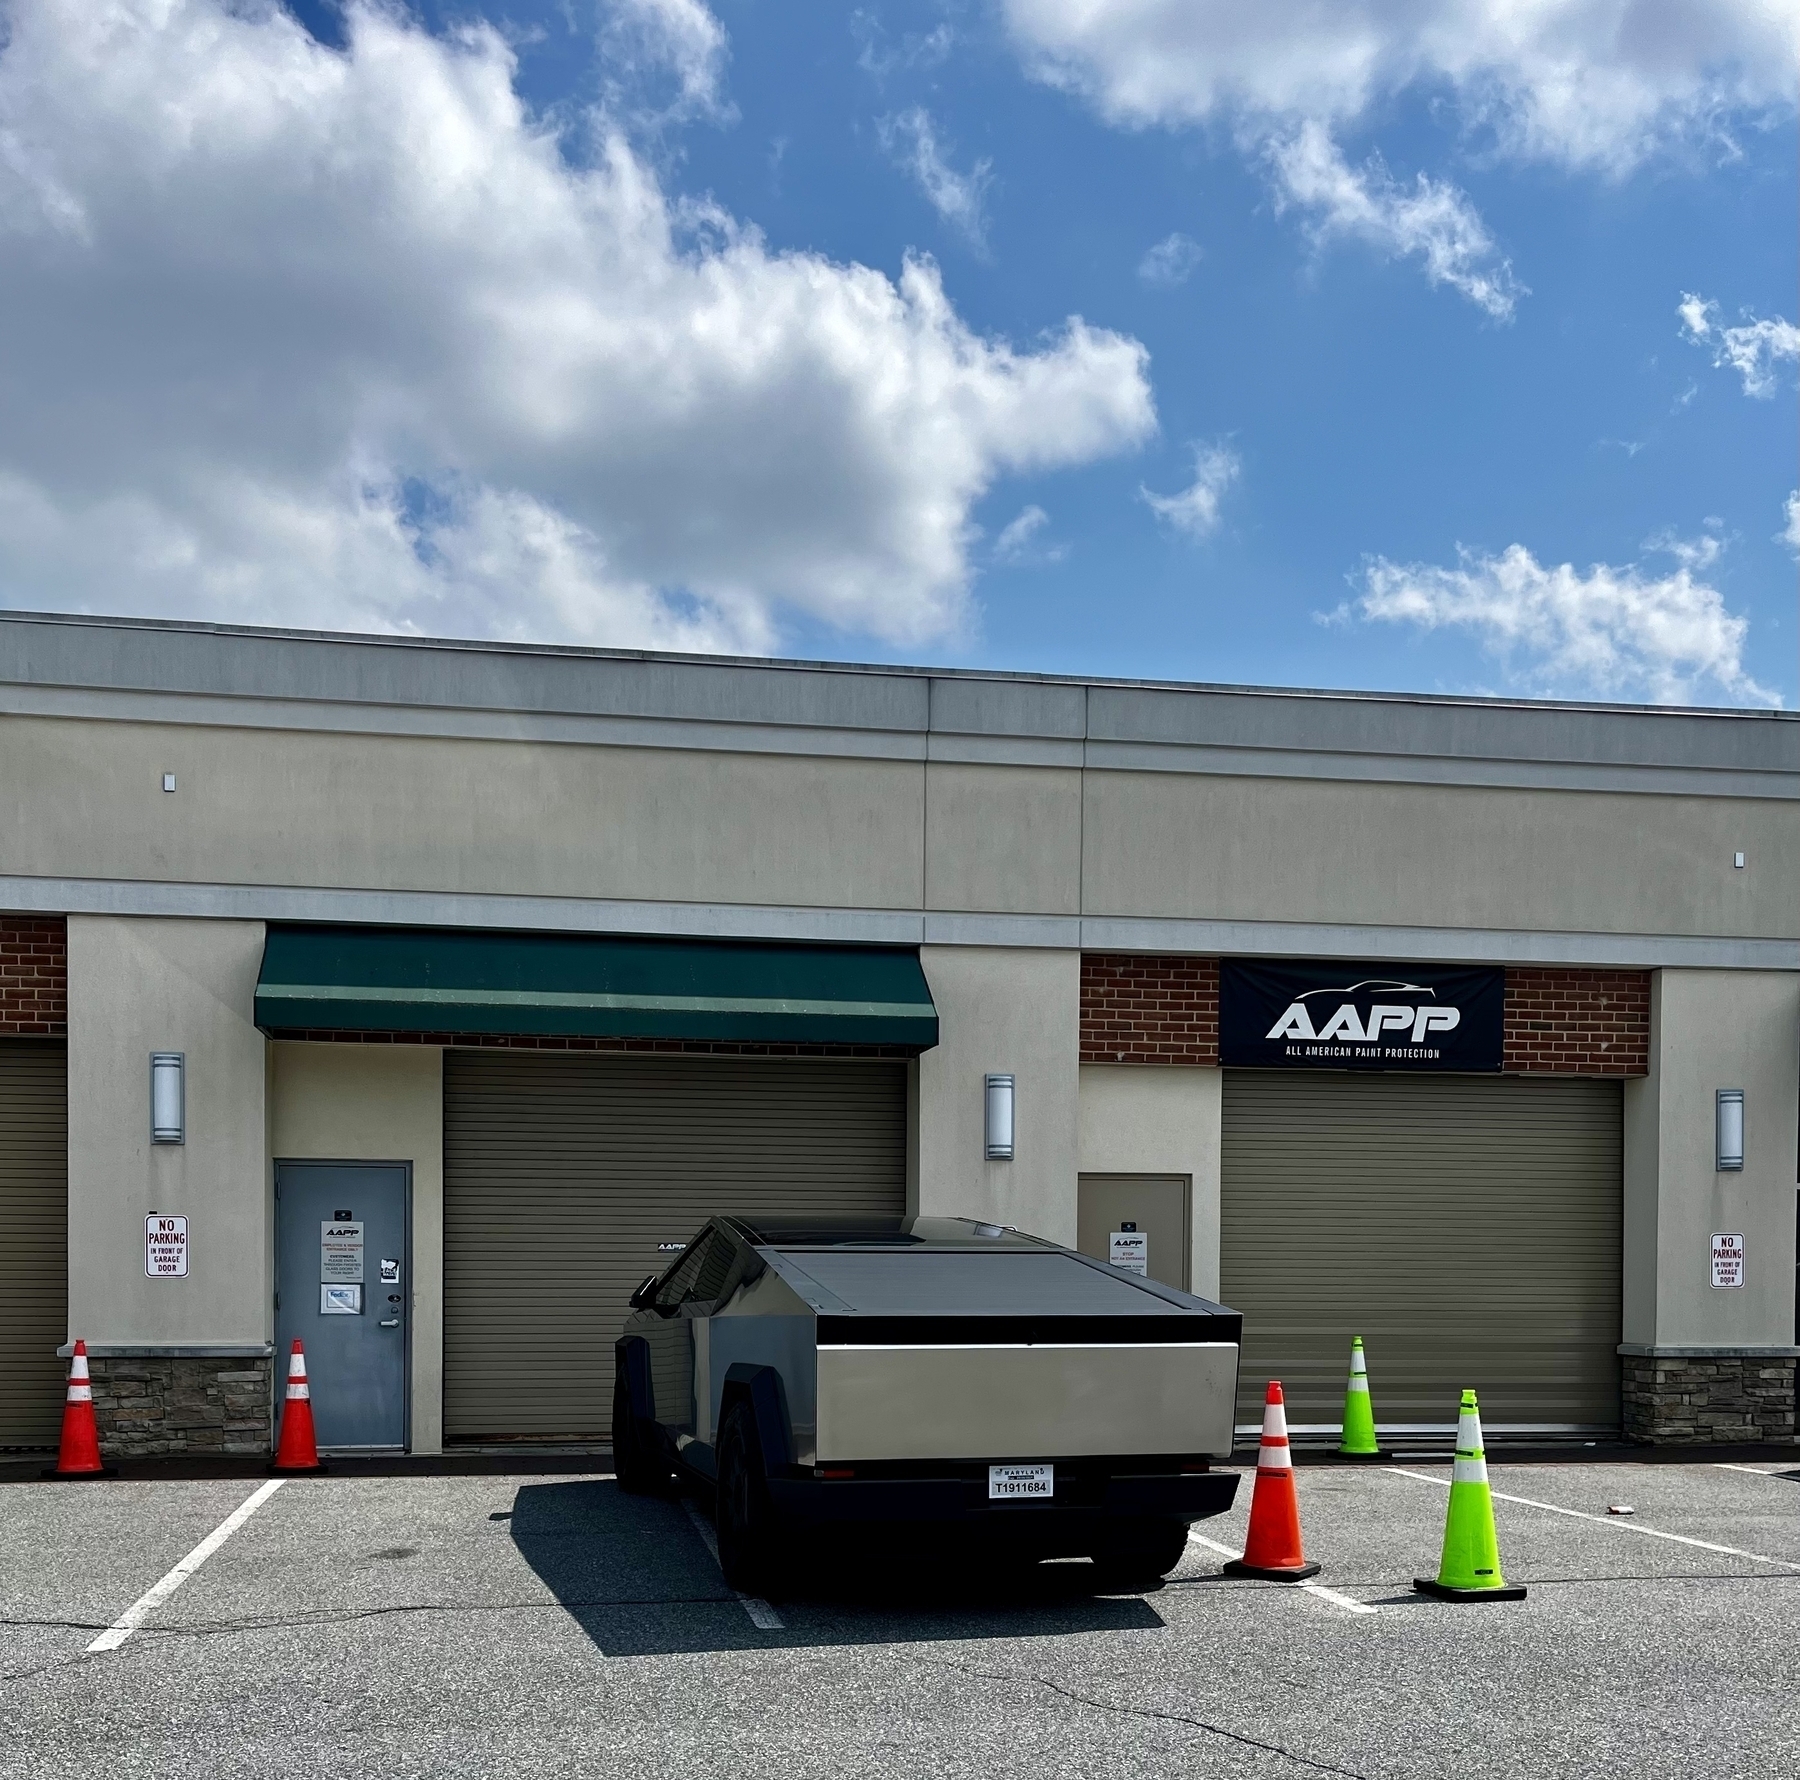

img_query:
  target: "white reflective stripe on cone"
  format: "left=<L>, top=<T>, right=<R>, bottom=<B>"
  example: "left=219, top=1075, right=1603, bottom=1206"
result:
left=1347, top=1376, right=1370, bottom=1393
left=1257, top=1397, right=1293, bottom=1469
left=67, top=1384, right=92, bottom=1402
left=285, top=1381, right=310, bottom=1400
left=1453, top=1404, right=1487, bottom=1482
left=70, top=1355, right=89, bottom=1380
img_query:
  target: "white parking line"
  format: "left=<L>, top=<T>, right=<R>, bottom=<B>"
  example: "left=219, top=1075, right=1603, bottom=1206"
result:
left=680, top=1498, right=784, bottom=1629
left=87, top=1479, right=287, bottom=1653
left=1185, top=1529, right=1378, bottom=1615
left=1386, top=1468, right=1800, bottom=1572
left=1713, top=1463, right=1794, bottom=1478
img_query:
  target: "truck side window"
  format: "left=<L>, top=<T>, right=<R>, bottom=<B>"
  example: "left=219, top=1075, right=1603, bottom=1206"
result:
left=691, top=1233, right=737, bottom=1306
left=652, top=1236, right=713, bottom=1312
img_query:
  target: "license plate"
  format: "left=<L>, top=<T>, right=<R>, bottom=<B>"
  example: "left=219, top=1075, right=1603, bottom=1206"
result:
left=988, top=1463, right=1053, bottom=1500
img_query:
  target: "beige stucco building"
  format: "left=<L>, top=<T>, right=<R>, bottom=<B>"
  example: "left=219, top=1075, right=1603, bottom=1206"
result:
left=1, top=610, right=1795, bottom=1454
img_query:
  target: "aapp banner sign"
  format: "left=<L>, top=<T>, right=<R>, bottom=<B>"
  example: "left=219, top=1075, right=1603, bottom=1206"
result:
left=1220, top=960, right=1504, bottom=1072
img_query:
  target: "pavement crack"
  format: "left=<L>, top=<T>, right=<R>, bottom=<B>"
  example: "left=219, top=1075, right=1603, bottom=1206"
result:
left=918, top=1657, right=1372, bottom=1778
left=0, top=1650, right=101, bottom=1688
left=93, top=1592, right=740, bottom=1641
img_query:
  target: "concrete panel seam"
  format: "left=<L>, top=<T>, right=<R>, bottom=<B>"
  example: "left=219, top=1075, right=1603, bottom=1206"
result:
left=10, top=878, right=1799, bottom=969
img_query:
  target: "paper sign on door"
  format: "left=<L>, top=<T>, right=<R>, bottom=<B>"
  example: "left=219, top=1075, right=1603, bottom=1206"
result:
left=321, top=1222, right=364, bottom=1283
left=1109, top=1228, right=1148, bottom=1275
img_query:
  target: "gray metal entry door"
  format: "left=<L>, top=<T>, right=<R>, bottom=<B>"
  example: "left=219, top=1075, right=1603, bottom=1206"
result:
left=275, top=1163, right=410, bottom=1451
left=1076, top=1174, right=1191, bottom=1292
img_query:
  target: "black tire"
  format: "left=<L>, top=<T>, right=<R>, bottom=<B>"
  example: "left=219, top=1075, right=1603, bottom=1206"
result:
left=612, top=1357, right=669, bottom=1496
left=1091, top=1517, right=1190, bottom=1589
left=715, top=1400, right=781, bottom=1596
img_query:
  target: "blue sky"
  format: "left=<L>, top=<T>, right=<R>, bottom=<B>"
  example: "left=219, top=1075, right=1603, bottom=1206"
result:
left=1, top=0, right=1794, bottom=705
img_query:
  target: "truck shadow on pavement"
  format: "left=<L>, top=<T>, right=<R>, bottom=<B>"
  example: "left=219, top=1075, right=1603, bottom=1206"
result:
left=508, top=1479, right=1167, bottom=1657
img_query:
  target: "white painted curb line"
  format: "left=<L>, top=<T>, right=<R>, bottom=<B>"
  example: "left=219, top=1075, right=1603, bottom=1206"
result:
left=681, top=1498, right=784, bottom=1629
left=1186, top=1529, right=1378, bottom=1614
left=1387, top=1468, right=1800, bottom=1572
left=88, top=1478, right=287, bottom=1653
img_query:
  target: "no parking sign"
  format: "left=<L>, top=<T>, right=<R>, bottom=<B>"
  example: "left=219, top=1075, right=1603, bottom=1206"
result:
left=146, top=1215, right=188, bottom=1278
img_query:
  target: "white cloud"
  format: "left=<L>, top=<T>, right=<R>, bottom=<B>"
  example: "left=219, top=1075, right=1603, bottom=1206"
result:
left=1678, top=293, right=1800, bottom=398
left=599, top=0, right=732, bottom=123
left=1002, top=0, right=1797, bottom=173
left=879, top=107, right=994, bottom=250
left=854, top=13, right=956, bottom=80
left=1350, top=540, right=1776, bottom=706
left=1143, top=444, right=1239, bottom=538
left=992, top=503, right=1066, bottom=564
left=0, top=0, right=1154, bottom=650
left=1137, top=232, right=1203, bottom=287
left=1267, top=123, right=1523, bottom=318
left=1782, top=493, right=1800, bottom=555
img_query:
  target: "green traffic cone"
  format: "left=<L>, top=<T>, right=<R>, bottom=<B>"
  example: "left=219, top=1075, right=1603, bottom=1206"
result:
left=1414, top=1389, right=1527, bottom=1601
left=1335, top=1336, right=1388, bottom=1459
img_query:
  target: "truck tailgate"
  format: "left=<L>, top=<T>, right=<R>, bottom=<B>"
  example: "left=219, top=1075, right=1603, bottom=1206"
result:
left=815, top=1341, right=1238, bottom=1461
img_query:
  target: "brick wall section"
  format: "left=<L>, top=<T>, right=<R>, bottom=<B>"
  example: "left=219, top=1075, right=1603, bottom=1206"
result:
left=0, top=916, right=66, bottom=1035
left=1079, top=955, right=1220, bottom=1065
left=1079, top=955, right=1649, bottom=1076
left=1503, top=967, right=1650, bottom=1076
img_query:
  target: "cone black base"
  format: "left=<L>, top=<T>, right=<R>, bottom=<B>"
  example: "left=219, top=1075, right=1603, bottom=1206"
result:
left=1413, top=1576, right=1527, bottom=1601
left=41, top=1466, right=118, bottom=1480
left=1332, top=1449, right=1392, bottom=1462
left=269, top=1461, right=329, bottom=1474
left=1224, top=1559, right=1322, bottom=1582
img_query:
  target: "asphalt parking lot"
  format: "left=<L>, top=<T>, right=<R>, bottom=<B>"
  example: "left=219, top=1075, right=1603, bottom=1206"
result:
left=0, top=1456, right=1796, bottom=1779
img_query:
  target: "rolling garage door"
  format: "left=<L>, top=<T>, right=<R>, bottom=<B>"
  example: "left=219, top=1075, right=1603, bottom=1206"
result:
left=0, top=1041, right=67, bottom=1448
left=1221, top=1071, right=1622, bottom=1433
left=443, top=1050, right=907, bottom=1440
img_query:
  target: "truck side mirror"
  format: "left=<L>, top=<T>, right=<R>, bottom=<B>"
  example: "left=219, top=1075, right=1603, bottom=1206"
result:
left=628, top=1274, right=660, bottom=1310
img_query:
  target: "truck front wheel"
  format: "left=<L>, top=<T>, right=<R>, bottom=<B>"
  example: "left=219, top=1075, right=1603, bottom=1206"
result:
left=715, top=1400, right=781, bottom=1595
left=613, top=1358, right=671, bottom=1496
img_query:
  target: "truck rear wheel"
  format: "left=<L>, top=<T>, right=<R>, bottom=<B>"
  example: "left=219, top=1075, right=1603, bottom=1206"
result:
left=716, top=1400, right=781, bottom=1595
left=1092, top=1517, right=1190, bottom=1589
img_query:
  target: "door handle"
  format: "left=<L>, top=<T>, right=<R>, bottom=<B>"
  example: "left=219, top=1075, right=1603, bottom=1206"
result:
left=379, top=1318, right=401, bottom=1328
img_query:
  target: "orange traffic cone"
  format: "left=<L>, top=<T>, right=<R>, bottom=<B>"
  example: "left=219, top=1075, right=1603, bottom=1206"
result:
left=44, top=1340, right=116, bottom=1479
left=271, top=1339, right=325, bottom=1473
left=1223, top=1380, right=1321, bottom=1582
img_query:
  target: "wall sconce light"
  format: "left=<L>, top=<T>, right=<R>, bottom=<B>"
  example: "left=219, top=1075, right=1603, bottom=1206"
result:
left=150, top=1052, right=185, bottom=1145
left=1715, top=1088, right=1744, bottom=1172
left=984, top=1073, right=1014, bottom=1160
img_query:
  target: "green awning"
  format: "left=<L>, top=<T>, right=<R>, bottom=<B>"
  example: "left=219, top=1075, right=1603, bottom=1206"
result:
left=255, top=925, right=938, bottom=1048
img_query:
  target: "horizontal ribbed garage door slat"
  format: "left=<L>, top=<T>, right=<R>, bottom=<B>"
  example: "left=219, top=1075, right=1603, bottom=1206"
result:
left=1221, top=1071, right=1622, bottom=1430
left=0, top=1042, right=67, bottom=1447
left=443, top=1051, right=906, bottom=1439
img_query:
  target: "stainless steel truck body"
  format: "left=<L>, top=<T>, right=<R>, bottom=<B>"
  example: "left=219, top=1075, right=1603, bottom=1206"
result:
left=613, top=1215, right=1242, bottom=1590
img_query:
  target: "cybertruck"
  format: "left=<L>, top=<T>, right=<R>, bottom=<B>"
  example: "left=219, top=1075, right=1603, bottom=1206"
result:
left=613, top=1214, right=1242, bottom=1591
